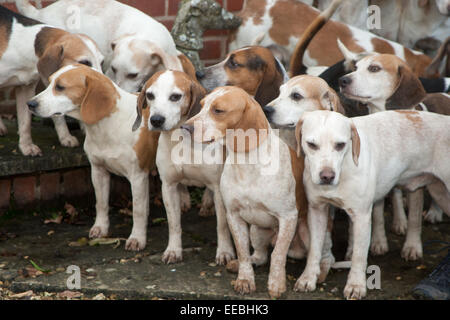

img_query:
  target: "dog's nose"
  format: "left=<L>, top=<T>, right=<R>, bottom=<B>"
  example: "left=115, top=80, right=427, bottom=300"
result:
left=180, top=124, right=194, bottom=134
left=195, top=70, right=205, bottom=80
left=150, top=114, right=165, bottom=128
left=27, top=100, right=39, bottom=111
left=319, top=168, right=335, bottom=185
left=262, top=105, right=275, bottom=119
left=338, top=76, right=352, bottom=89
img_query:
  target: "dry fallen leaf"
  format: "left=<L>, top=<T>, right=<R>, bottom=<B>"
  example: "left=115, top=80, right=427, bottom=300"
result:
left=119, top=208, right=132, bottom=216
left=93, top=293, right=106, bottom=300
left=57, top=290, right=83, bottom=299
left=10, top=290, right=33, bottom=299
left=44, top=214, right=63, bottom=225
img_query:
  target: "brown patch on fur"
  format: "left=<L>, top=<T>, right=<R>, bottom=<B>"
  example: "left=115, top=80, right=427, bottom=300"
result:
left=403, top=47, right=432, bottom=77
left=371, top=38, right=395, bottom=55
left=395, top=110, right=424, bottom=128
left=237, top=0, right=267, bottom=26
left=178, top=53, right=197, bottom=80
left=173, top=71, right=206, bottom=119
left=0, top=24, right=9, bottom=59
left=134, top=128, right=160, bottom=173
left=289, top=147, right=308, bottom=220
left=350, top=123, right=360, bottom=166
left=422, top=93, right=450, bottom=115
left=52, top=65, right=119, bottom=125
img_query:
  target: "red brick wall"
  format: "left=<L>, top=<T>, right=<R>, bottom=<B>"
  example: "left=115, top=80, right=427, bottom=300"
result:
left=0, top=0, right=244, bottom=107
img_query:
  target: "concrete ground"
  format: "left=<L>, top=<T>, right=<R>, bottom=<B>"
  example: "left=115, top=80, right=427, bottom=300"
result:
left=0, top=199, right=448, bottom=300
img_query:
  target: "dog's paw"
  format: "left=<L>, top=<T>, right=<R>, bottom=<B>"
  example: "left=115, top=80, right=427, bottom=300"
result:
left=162, top=249, right=183, bottom=264
left=216, top=250, right=235, bottom=266
left=370, top=238, right=389, bottom=256
left=226, top=259, right=239, bottom=274
left=294, top=272, right=318, bottom=292
left=89, top=225, right=109, bottom=239
left=345, top=246, right=353, bottom=261
left=19, top=143, right=42, bottom=157
left=234, top=278, right=256, bottom=295
left=59, top=135, right=80, bottom=148
left=392, top=219, right=407, bottom=235
left=125, top=237, right=146, bottom=251
left=401, top=242, right=423, bottom=261
left=268, top=275, right=286, bottom=299
left=344, top=280, right=367, bottom=300
left=424, top=206, right=443, bottom=224
left=318, top=255, right=335, bottom=283
left=198, top=202, right=215, bottom=217
left=250, top=252, right=268, bottom=267
left=179, top=190, right=191, bottom=214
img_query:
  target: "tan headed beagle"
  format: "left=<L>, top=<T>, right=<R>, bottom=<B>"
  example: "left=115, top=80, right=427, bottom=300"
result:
left=27, top=64, right=159, bottom=251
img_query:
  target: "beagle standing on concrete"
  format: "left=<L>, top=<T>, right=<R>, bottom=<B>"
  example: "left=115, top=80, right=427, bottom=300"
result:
left=27, top=64, right=160, bottom=251
left=295, top=110, right=450, bottom=299
left=132, top=70, right=235, bottom=265
left=339, top=53, right=450, bottom=260
left=183, top=86, right=335, bottom=298
left=0, top=5, right=104, bottom=156
left=16, top=0, right=182, bottom=92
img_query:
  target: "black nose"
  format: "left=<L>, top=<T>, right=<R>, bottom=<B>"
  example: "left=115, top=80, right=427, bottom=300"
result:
left=195, top=70, right=205, bottom=80
left=150, top=114, right=165, bottom=128
left=319, top=168, right=335, bottom=185
left=262, top=105, right=275, bottom=120
left=27, top=100, right=39, bottom=111
left=181, top=124, right=194, bottom=134
left=338, top=76, right=352, bottom=89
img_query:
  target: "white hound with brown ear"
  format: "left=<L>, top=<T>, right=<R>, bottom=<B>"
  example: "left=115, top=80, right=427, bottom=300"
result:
left=339, top=53, right=450, bottom=259
left=16, top=0, right=182, bottom=92
left=295, top=110, right=450, bottom=299
left=132, top=70, right=235, bottom=266
left=27, top=64, right=160, bottom=251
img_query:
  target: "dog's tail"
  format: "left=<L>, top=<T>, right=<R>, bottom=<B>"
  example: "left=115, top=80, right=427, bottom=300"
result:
left=424, top=36, right=450, bottom=78
left=289, top=0, right=344, bottom=77
left=15, top=0, right=40, bottom=18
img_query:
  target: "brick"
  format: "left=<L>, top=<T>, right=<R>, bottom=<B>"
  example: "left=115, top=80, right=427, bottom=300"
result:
left=227, top=0, right=244, bottom=12
left=200, top=40, right=222, bottom=60
left=39, top=172, right=60, bottom=201
left=13, top=176, right=36, bottom=208
left=0, top=179, right=11, bottom=210
left=63, top=169, right=89, bottom=198
left=204, top=29, right=228, bottom=37
left=157, top=18, right=175, bottom=32
left=120, top=0, right=166, bottom=17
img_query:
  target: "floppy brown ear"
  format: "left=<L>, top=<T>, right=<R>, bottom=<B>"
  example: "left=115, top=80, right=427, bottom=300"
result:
left=132, top=87, right=148, bottom=131
left=178, top=54, right=197, bottom=80
left=37, top=45, right=64, bottom=84
left=321, top=89, right=346, bottom=115
left=254, top=57, right=283, bottom=106
left=295, top=119, right=304, bottom=157
left=186, top=80, right=206, bottom=119
left=350, top=123, right=360, bottom=166
left=80, top=74, right=118, bottom=125
left=386, top=65, right=426, bottom=109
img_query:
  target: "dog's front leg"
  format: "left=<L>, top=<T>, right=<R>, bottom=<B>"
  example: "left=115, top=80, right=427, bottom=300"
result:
left=391, top=188, right=408, bottom=235
left=370, top=199, right=389, bottom=255
left=344, top=208, right=371, bottom=300
left=89, top=164, right=111, bottom=238
left=227, top=210, right=255, bottom=295
left=426, top=181, right=450, bottom=218
left=161, top=181, right=183, bottom=264
left=295, top=203, right=328, bottom=293
left=401, top=188, right=423, bottom=261
left=212, top=187, right=235, bottom=265
left=268, top=214, right=297, bottom=298
left=52, top=116, right=80, bottom=148
left=16, top=82, right=41, bottom=156
left=127, top=173, right=149, bottom=251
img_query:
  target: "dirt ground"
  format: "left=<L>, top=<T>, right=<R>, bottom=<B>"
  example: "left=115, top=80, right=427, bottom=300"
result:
left=0, top=200, right=449, bottom=300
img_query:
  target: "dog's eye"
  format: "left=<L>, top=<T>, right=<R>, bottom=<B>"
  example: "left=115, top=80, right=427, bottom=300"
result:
left=368, top=65, right=381, bottom=73
left=335, top=142, right=346, bottom=151
left=291, top=92, right=303, bottom=101
left=55, top=84, right=65, bottom=92
left=169, top=94, right=182, bottom=102
left=213, top=108, right=225, bottom=114
left=307, top=142, right=319, bottom=150
left=78, top=59, right=92, bottom=67
left=127, top=73, right=138, bottom=79
left=146, top=92, right=155, bottom=100
left=227, top=56, right=240, bottom=69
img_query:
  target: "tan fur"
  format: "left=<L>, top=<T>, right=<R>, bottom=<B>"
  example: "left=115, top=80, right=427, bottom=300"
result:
left=350, top=123, right=360, bottom=166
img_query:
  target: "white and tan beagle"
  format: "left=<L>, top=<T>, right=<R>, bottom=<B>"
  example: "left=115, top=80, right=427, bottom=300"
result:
left=16, top=0, right=182, bottom=92
left=132, top=70, right=235, bottom=265
left=295, top=109, right=450, bottom=299
left=339, top=53, right=450, bottom=259
left=196, top=46, right=289, bottom=107
left=183, top=86, right=335, bottom=298
left=27, top=64, right=160, bottom=251
left=229, top=0, right=432, bottom=76
left=0, top=5, right=104, bottom=156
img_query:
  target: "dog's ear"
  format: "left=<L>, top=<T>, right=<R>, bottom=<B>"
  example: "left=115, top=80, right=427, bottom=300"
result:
left=350, top=122, right=360, bottom=166
left=80, top=73, right=118, bottom=125
left=320, top=89, right=346, bottom=115
left=37, top=45, right=65, bottom=83
left=186, top=80, right=206, bottom=119
left=132, top=85, right=148, bottom=131
left=295, top=118, right=304, bottom=157
left=178, top=54, right=197, bottom=80
left=386, top=65, right=426, bottom=109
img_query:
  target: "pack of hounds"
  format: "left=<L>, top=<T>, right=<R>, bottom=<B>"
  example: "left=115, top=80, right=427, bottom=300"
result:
left=0, top=0, right=449, bottom=300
